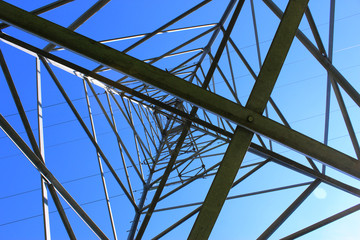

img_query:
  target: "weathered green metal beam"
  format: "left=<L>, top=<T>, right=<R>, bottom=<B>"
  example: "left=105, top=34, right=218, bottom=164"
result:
left=188, top=0, right=310, bottom=238
left=0, top=1, right=359, bottom=181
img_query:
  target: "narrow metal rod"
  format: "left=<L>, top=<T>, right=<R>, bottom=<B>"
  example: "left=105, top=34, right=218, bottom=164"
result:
left=135, top=103, right=153, bottom=159
left=207, top=52, right=241, bottom=104
left=136, top=3, right=245, bottom=236
left=40, top=57, right=139, bottom=210
left=258, top=179, right=321, bottom=239
left=127, top=99, right=145, bottom=178
left=249, top=143, right=360, bottom=197
left=105, top=91, right=136, bottom=200
left=47, top=185, right=76, bottom=240
left=225, top=43, right=237, bottom=96
left=189, top=1, right=309, bottom=238
left=53, top=23, right=216, bottom=50
left=227, top=33, right=320, bottom=172
left=263, top=0, right=360, bottom=108
left=305, top=7, right=327, bottom=55
left=85, top=79, right=147, bottom=182
left=1, top=31, right=356, bottom=177
left=0, top=0, right=74, bottom=30
left=127, top=118, right=174, bottom=240
left=109, top=91, right=155, bottom=164
left=325, top=0, right=360, bottom=159
left=36, top=57, right=51, bottom=240
left=0, top=49, right=76, bottom=239
left=0, top=115, right=109, bottom=240
left=281, top=203, right=360, bottom=240
left=116, top=25, right=216, bottom=83
left=83, top=80, right=118, bottom=240
left=148, top=181, right=312, bottom=213
left=43, top=0, right=110, bottom=52
left=123, top=0, right=212, bottom=53
left=150, top=159, right=268, bottom=211
left=250, top=0, right=272, bottom=151
left=152, top=207, right=201, bottom=240
left=153, top=160, right=269, bottom=239
left=99, top=48, right=202, bottom=73
left=323, top=0, right=335, bottom=148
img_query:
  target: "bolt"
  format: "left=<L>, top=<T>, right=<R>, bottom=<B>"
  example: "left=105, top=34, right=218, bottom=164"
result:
left=247, top=115, right=254, bottom=122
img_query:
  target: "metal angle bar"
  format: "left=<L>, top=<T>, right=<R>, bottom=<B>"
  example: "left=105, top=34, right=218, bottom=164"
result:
left=262, top=0, right=360, bottom=108
left=0, top=49, right=76, bottom=239
left=250, top=0, right=272, bottom=151
left=123, top=0, right=212, bottom=53
left=304, top=7, right=327, bottom=55
left=135, top=103, right=154, bottom=159
left=189, top=1, right=309, bottom=238
left=116, top=25, right=217, bottom=83
left=207, top=52, right=241, bottom=104
left=147, top=181, right=312, bottom=213
left=47, top=185, right=76, bottom=240
left=136, top=2, right=246, bottom=236
left=0, top=115, right=109, bottom=240
left=43, top=0, right=110, bottom=52
left=83, top=80, right=118, bottom=240
left=84, top=79, right=148, bottom=182
left=249, top=143, right=360, bottom=198
left=153, top=160, right=269, bottom=239
left=0, top=3, right=359, bottom=179
left=225, top=43, right=237, bottom=96
left=281, top=203, right=360, bottom=240
left=325, top=0, right=360, bottom=160
left=226, top=32, right=320, bottom=172
left=39, top=57, right=139, bottom=210
left=5, top=30, right=356, bottom=198
left=126, top=99, right=145, bottom=178
left=258, top=179, right=321, bottom=239
left=152, top=207, right=201, bottom=240
left=105, top=91, right=136, bottom=199
left=0, top=0, right=74, bottom=30
left=52, top=23, right=216, bottom=50
left=192, top=0, right=238, bottom=73
left=110, top=92, right=155, bottom=165
left=127, top=117, right=174, bottom=240
left=98, top=48, right=203, bottom=73
left=36, top=57, right=51, bottom=240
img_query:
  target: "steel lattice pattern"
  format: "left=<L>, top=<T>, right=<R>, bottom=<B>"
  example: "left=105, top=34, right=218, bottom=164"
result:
left=0, top=0, right=360, bottom=239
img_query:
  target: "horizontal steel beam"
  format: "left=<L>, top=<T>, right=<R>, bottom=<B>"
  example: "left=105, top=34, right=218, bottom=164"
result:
left=0, top=1, right=359, bottom=179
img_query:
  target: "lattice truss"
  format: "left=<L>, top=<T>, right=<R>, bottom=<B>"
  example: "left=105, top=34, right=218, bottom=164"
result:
left=0, top=0, right=360, bottom=239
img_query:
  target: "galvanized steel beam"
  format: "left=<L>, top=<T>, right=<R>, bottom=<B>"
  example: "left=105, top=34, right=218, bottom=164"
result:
left=189, top=0, right=310, bottom=238
left=0, top=1, right=359, bottom=183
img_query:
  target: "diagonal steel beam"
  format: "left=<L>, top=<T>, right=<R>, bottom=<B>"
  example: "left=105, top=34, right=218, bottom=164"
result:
left=188, top=1, right=309, bottom=238
left=0, top=1, right=359, bottom=181
left=0, top=115, right=109, bottom=240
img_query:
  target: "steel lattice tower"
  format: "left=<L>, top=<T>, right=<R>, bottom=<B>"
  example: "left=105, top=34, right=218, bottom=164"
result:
left=1, top=0, right=360, bottom=239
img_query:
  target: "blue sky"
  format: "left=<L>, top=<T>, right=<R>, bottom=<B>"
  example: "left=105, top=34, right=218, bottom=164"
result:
left=1, top=0, right=360, bottom=239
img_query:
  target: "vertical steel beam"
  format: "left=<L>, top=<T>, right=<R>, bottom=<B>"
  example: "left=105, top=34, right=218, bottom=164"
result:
left=188, top=1, right=309, bottom=238
left=36, top=57, right=51, bottom=240
left=0, top=49, right=76, bottom=239
left=83, top=80, right=118, bottom=240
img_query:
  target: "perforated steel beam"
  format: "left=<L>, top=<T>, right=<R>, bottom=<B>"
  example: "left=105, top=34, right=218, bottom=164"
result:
left=0, top=1, right=359, bottom=181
